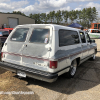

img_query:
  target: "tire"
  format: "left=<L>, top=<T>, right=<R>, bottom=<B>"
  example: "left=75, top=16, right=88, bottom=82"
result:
left=64, top=59, right=77, bottom=78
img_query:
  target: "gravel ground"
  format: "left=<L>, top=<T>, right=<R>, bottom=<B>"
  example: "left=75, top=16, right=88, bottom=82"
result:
left=0, top=40, right=100, bottom=100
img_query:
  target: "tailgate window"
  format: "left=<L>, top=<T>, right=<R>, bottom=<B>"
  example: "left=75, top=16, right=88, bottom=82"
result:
left=29, top=28, right=50, bottom=44
left=10, top=28, right=29, bottom=42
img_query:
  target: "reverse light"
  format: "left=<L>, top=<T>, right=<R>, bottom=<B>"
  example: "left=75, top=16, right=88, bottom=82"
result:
left=50, top=61, right=57, bottom=69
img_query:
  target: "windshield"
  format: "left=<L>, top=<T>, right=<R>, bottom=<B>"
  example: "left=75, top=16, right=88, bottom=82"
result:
left=29, top=28, right=50, bottom=44
left=0, top=31, right=9, bottom=36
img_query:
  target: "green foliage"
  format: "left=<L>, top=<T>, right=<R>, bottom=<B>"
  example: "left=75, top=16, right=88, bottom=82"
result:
left=29, top=7, right=98, bottom=28
left=55, top=10, right=62, bottom=24
left=69, top=10, right=77, bottom=23
left=78, top=7, right=98, bottom=28
left=30, top=13, right=41, bottom=24
left=12, top=7, right=98, bottom=28
left=13, top=11, right=26, bottom=16
left=40, top=13, right=47, bottom=23
left=62, top=10, right=69, bottom=23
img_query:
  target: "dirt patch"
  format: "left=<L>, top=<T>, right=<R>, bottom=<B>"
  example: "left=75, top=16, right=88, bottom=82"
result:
left=0, top=71, right=40, bottom=100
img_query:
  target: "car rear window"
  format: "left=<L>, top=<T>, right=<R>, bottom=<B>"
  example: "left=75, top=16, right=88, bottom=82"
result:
left=10, top=28, right=29, bottom=42
left=29, top=28, right=50, bottom=44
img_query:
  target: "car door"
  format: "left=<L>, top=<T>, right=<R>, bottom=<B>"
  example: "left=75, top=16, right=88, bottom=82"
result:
left=85, top=32, right=95, bottom=55
left=79, top=31, right=89, bottom=59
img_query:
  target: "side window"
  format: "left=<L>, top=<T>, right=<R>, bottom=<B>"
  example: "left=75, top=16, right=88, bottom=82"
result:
left=59, top=29, right=80, bottom=47
left=10, top=28, right=29, bottom=42
left=94, top=24, right=97, bottom=28
left=79, top=32, right=86, bottom=43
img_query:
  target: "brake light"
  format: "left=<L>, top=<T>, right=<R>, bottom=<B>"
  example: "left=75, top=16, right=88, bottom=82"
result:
left=50, top=61, right=57, bottom=69
left=1, top=52, right=3, bottom=58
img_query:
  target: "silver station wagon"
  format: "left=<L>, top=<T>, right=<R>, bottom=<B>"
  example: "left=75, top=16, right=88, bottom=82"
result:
left=0, top=24, right=97, bottom=82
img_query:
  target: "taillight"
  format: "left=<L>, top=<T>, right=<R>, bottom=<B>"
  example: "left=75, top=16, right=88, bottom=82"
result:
left=50, top=61, right=57, bottom=69
left=1, top=52, right=3, bottom=58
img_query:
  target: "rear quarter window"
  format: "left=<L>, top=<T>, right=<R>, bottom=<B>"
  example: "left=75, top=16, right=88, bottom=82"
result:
left=59, top=29, right=80, bottom=47
left=10, top=28, right=29, bottom=42
left=29, top=28, right=50, bottom=44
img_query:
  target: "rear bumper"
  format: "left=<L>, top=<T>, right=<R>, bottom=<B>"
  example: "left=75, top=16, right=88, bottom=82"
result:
left=0, top=61, right=58, bottom=83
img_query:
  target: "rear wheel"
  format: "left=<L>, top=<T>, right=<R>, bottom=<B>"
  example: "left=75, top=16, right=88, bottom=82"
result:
left=90, top=54, right=96, bottom=60
left=64, top=60, right=77, bottom=78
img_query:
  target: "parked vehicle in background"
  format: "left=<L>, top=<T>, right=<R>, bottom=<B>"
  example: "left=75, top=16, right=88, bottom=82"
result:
left=87, top=29, right=100, bottom=39
left=0, top=28, right=13, bottom=47
left=91, top=23, right=100, bottom=30
left=84, top=23, right=100, bottom=34
left=0, top=24, right=97, bottom=83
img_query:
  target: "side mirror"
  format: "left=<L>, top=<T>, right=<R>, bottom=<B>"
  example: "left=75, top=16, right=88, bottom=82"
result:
left=90, top=39, right=95, bottom=43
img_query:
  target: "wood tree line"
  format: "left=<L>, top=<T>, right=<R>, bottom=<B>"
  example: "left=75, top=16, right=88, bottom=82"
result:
left=12, top=7, right=98, bottom=28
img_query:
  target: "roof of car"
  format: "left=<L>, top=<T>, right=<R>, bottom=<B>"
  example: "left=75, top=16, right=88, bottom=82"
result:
left=17, top=24, right=82, bottom=31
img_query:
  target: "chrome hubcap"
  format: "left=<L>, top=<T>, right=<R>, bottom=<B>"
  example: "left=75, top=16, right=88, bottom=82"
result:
left=70, top=60, right=77, bottom=76
left=71, top=66, right=76, bottom=76
left=93, top=55, right=95, bottom=59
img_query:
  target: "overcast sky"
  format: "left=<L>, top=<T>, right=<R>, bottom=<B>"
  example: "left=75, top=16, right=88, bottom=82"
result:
left=0, top=0, right=100, bottom=16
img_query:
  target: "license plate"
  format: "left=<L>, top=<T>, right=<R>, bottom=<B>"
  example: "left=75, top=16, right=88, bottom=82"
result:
left=17, top=71, right=26, bottom=77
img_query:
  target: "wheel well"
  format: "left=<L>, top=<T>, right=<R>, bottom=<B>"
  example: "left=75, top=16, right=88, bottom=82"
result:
left=76, top=57, right=80, bottom=66
left=95, top=49, right=97, bottom=54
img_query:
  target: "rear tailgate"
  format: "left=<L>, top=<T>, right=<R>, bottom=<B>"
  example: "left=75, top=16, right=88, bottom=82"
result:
left=21, top=25, right=53, bottom=72
left=2, top=25, right=53, bottom=72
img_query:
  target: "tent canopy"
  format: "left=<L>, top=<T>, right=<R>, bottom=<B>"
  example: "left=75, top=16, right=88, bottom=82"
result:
left=68, top=23, right=83, bottom=28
